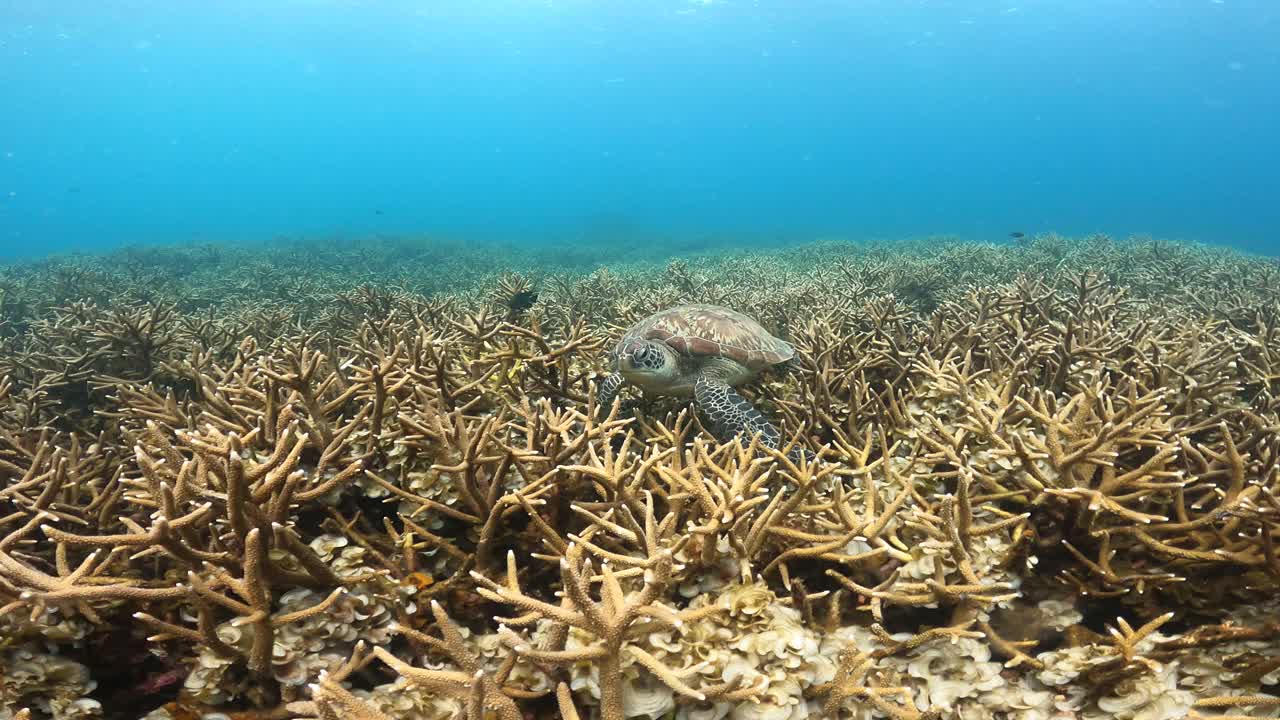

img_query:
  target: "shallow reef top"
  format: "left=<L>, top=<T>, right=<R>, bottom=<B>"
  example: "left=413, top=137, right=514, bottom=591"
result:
left=1, top=234, right=1279, bottom=720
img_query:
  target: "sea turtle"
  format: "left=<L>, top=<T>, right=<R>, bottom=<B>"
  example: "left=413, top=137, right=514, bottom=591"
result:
left=597, top=304, right=804, bottom=456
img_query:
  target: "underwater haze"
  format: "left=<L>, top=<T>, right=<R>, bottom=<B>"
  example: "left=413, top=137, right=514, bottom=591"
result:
left=1, top=0, right=1278, bottom=261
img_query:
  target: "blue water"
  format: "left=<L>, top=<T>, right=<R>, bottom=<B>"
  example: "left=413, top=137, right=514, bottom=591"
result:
left=1, top=0, right=1277, bottom=261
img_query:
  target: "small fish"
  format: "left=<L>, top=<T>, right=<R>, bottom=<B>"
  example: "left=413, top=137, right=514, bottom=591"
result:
left=509, top=289, right=538, bottom=313
left=1009, top=231, right=1025, bottom=239
left=374, top=209, right=384, bottom=215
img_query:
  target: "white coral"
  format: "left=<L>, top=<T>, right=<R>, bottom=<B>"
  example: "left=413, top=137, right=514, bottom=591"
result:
left=903, top=636, right=1005, bottom=709
left=0, top=646, right=101, bottom=720
left=353, top=676, right=464, bottom=719
left=1036, top=597, right=1083, bottom=632
left=184, top=534, right=401, bottom=704
left=1089, top=664, right=1193, bottom=720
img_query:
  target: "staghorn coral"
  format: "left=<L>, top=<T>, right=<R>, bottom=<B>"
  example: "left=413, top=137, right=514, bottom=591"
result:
left=0, top=234, right=1278, bottom=719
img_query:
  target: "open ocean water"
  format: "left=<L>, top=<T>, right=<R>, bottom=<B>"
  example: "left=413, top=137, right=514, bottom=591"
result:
left=0, top=0, right=1277, bottom=261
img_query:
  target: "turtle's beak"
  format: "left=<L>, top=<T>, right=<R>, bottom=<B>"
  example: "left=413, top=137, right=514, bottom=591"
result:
left=615, top=339, right=642, bottom=368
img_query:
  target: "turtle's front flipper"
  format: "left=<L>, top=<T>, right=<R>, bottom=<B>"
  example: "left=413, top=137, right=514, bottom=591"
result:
left=694, top=376, right=776, bottom=445
left=694, top=376, right=810, bottom=461
left=596, top=373, right=626, bottom=418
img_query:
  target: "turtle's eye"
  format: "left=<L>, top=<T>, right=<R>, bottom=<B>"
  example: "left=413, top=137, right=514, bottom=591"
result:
left=633, top=346, right=663, bottom=370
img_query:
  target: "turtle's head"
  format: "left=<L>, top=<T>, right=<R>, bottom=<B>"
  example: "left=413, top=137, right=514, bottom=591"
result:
left=615, top=338, right=678, bottom=388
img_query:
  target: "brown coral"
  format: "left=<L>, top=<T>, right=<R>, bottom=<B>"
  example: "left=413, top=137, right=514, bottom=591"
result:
left=0, top=235, right=1278, bottom=719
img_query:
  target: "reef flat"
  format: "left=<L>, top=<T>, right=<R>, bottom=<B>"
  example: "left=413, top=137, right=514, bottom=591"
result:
left=1, top=234, right=1279, bottom=720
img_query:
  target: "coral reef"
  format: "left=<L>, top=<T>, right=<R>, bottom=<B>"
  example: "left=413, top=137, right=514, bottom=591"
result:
left=1, top=233, right=1279, bottom=719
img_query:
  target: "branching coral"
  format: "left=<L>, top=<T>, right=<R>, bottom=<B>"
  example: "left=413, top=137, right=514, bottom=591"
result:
left=1, top=235, right=1279, bottom=719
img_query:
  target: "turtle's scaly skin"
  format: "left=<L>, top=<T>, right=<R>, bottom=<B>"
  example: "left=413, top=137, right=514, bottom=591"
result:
left=597, top=304, right=807, bottom=459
